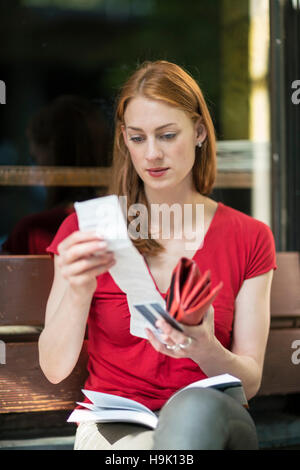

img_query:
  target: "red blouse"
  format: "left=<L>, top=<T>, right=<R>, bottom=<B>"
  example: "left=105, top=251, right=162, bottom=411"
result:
left=46, top=201, right=277, bottom=410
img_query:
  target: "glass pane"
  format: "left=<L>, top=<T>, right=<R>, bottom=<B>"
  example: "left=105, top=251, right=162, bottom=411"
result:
left=0, top=0, right=272, bottom=253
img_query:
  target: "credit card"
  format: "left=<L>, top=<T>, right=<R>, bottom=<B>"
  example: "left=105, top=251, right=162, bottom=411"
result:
left=134, top=302, right=184, bottom=333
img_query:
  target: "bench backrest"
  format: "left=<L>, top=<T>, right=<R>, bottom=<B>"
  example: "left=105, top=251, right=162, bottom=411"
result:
left=0, top=256, right=88, bottom=413
left=0, top=252, right=299, bottom=414
left=258, top=252, right=300, bottom=395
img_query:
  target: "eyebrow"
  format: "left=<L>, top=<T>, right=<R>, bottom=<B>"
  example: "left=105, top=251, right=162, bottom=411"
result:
left=126, top=123, right=177, bottom=132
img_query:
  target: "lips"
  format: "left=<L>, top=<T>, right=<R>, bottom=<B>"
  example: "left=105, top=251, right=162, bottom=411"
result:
left=147, top=167, right=169, bottom=172
left=147, top=167, right=169, bottom=178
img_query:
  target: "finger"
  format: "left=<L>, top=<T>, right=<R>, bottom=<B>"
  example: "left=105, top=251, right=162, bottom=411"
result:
left=58, top=230, right=105, bottom=254
left=160, top=334, right=177, bottom=348
left=155, top=319, right=188, bottom=346
left=202, top=304, right=214, bottom=323
left=145, top=329, right=175, bottom=355
left=145, top=328, right=165, bottom=352
left=145, top=329, right=182, bottom=358
left=61, top=252, right=115, bottom=278
left=59, top=240, right=110, bottom=266
left=68, top=258, right=116, bottom=285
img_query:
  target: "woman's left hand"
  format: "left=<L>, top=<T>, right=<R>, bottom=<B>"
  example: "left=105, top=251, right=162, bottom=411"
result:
left=145, top=305, right=217, bottom=363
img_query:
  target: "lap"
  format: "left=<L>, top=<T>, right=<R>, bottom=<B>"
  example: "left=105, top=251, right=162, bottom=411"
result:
left=74, top=388, right=257, bottom=450
left=74, top=421, right=154, bottom=450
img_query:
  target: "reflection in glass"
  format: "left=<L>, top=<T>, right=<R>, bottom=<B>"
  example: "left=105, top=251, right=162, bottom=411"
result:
left=0, top=0, right=273, bottom=253
left=1, top=95, right=110, bottom=254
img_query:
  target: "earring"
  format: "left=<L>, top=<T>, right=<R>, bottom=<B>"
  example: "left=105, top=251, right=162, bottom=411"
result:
left=197, top=142, right=202, bottom=148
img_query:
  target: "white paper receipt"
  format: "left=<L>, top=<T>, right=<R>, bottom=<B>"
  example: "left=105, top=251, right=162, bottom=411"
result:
left=74, top=195, right=166, bottom=339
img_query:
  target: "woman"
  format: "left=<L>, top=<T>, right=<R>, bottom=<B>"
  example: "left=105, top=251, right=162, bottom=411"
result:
left=39, top=61, right=277, bottom=450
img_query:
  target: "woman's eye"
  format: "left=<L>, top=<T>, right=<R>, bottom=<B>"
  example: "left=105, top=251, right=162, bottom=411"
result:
left=129, top=136, right=144, bottom=143
left=160, top=133, right=176, bottom=140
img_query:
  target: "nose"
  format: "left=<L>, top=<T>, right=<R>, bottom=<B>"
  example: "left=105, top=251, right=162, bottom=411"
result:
left=145, top=137, right=164, bottom=162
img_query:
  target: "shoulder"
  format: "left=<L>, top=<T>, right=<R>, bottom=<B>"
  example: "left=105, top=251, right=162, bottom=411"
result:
left=218, top=202, right=274, bottom=240
left=58, top=211, right=79, bottom=232
left=52, top=211, right=79, bottom=241
left=217, top=202, right=277, bottom=279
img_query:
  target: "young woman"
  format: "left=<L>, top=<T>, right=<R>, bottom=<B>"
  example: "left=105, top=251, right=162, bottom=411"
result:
left=39, top=61, right=277, bottom=450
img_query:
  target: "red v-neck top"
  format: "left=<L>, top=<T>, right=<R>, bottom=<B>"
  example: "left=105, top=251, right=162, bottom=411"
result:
left=47, top=202, right=277, bottom=410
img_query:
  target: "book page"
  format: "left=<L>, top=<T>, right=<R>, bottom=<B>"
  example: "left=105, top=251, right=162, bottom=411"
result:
left=182, top=373, right=241, bottom=391
left=67, top=408, right=158, bottom=429
left=168, top=374, right=247, bottom=407
left=82, top=389, right=156, bottom=416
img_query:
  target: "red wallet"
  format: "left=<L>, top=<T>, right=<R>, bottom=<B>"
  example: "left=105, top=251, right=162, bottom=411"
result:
left=165, top=257, right=223, bottom=325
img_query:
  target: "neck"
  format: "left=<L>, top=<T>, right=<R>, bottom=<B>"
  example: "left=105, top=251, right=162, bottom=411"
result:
left=144, top=183, right=205, bottom=208
left=143, top=183, right=207, bottom=240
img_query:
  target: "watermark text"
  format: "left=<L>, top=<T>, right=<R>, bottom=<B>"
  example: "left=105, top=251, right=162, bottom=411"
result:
left=291, top=339, right=300, bottom=365
left=121, top=196, right=205, bottom=251
left=0, top=80, right=6, bottom=104
left=0, top=340, right=6, bottom=364
left=291, top=80, right=300, bottom=105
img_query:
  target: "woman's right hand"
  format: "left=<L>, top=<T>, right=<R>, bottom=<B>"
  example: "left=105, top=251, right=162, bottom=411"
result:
left=57, top=231, right=115, bottom=297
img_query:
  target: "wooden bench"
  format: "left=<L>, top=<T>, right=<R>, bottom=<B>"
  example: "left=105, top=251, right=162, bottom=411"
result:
left=0, top=253, right=300, bottom=447
left=0, top=256, right=88, bottom=443
left=257, top=252, right=300, bottom=396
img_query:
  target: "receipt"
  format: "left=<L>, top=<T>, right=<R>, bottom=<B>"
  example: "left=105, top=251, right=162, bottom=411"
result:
left=74, top=195, right=166, bottom=339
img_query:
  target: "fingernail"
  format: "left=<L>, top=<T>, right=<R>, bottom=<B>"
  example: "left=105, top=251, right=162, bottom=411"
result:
left=96, top=233, right=107, bottom=241
left=98, top=241, right=107, bottom=248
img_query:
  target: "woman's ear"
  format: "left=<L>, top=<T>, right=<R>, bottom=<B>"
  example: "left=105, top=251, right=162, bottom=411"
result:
left=194, top=118, right=207, bottom=146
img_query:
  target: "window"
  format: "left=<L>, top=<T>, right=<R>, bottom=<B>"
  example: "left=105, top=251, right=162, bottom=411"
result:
left=0, top=0, right=275, bottom=253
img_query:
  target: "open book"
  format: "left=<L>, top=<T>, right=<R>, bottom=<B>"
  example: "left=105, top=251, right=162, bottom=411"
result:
left=67, top=374, right=248, bottom=429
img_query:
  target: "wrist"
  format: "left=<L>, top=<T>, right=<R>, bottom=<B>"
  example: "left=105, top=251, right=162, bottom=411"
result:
left=191, top=334, right=221, bottom=366
left=194, top=338, right=234, bottom=377
left=67, top=284, right=94, bottom=308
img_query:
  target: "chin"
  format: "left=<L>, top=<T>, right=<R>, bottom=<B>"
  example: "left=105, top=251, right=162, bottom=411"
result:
left=145, top=179, right=178, bottom=192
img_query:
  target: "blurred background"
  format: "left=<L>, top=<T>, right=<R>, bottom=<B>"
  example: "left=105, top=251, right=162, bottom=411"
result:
left=0, top=0, right=299, bottom=253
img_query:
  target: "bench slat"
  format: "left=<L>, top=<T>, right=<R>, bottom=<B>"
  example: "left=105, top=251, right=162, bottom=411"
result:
left=258, top=328, right=300, bottom=396
left=270, top=252, right=300, bottom=317
left=0, top=342, right=88, bottom=413
left=0, top=256, right=54, bottom=326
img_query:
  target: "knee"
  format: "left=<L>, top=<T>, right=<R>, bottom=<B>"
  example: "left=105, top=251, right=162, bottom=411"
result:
left=160, top=388, right=228, bottom=426
left=168, top=388, right=226, bottom=415
left=154, top=388, right=258, bottom=450
left=154, top=389, right=230, bottom=450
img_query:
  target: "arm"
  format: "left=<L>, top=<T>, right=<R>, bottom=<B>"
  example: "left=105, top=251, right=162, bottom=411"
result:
left=192, top=270, right=274, bottom=399
left=146, top=269, right=274, bottom=400
left=38, top=231, right=115, bottom=384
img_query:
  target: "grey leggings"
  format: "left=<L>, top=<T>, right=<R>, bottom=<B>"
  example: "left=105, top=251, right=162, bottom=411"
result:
left=74, top=388, right=258, bottom=450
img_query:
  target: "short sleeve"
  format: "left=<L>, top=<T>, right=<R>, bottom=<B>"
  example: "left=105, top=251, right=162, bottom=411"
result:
left=46, top=212, right=79, bottom=256
left=244, top=220, right=277, bottom=280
